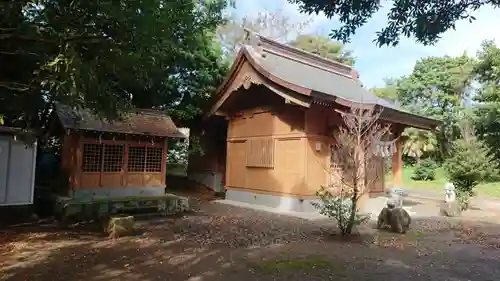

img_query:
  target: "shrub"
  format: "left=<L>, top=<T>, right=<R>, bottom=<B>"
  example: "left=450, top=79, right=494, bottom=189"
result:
left=444, top=137, right=498, bottom=204
left=311, top=186, right=370, bottom=236
left=455, top=190, right=471, bottom=211
left=411, top=158, right=438, bottom=181
left=167, top=139, right=188, bottom=164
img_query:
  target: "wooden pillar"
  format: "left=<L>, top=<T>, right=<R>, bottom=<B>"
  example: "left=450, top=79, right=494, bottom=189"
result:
left=122, top=142, right=129, bottom=187
left=161, top=138, right=167, bottom=188
left=74, top=136, right=83, bottom=191
left=392, top=138, right=403, bottom=187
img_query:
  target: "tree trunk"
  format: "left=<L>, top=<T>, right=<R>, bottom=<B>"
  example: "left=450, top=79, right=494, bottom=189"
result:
left=344, top=192, right=358, bottom=236
left=344, top=144, right=365, bottom=236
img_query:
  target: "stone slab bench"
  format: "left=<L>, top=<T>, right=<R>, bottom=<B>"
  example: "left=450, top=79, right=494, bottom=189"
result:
left=53, top=193, right=192, bottom=225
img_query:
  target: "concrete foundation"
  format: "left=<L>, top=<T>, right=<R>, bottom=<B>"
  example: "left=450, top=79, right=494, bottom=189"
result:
left=225, top=189, right=420, bottom=221
left=225, top=189, right=319, bottom=213
left=70, top=187, right=165, bottom=200
left=188, top=172, right=224, bottom=192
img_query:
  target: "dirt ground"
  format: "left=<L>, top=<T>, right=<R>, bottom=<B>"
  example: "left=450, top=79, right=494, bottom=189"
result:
left=1, top=199, right=500, bottom=281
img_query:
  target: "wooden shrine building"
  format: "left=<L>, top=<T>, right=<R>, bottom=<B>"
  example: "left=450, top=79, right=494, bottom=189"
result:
left=47, top=103, right=186, bottom=200
left=188, top=29, right=441, bottom=212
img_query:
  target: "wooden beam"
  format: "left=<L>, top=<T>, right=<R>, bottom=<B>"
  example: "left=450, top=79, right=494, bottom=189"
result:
left=265, top=83, right=311, bottom=108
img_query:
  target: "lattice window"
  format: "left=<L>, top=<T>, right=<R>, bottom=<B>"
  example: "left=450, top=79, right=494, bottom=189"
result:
left=103, top=144, right=124, bottom=172
left=83, top=143, right=102, bottom=172
left=246, top=138, right=274, bottom=168
left=146, top=147, right=163, bottom=172
left=128, top=146, right=146, bottom=172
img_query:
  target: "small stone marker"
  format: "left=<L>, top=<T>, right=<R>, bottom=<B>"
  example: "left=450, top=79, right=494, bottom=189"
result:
left=444, top=182, right=456, bottom=203
left=441, top=182, right=460, bottom=217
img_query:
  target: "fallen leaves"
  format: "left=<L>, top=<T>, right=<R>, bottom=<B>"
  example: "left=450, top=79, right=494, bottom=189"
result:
left=452, top=225, right=500, bottom=249
left=2, top=201, right=500, bottom=281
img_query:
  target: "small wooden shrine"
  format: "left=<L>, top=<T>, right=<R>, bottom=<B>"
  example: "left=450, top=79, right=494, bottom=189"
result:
left=47, top=103, right=186, bottom=200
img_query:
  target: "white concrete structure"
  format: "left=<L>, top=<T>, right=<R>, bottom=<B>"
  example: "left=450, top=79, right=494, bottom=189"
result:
left=0, top=128, right=37, bottom=206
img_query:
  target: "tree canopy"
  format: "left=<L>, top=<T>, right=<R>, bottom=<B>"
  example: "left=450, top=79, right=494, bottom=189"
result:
left=0, top=0, right=229, bottom=130
left=288, top=34, right=354, bottom=65
left=288, top=0, right=500, bottom=46
left=473, top=41, right=500, bottom=160
left=369, top=78, right=399, bottom=102
left=396, top=55, right=476, bottom=158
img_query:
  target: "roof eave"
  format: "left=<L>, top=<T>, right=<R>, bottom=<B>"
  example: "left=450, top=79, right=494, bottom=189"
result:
left=311, top=93, right=441, bottom=131
left=381, top=107, right=441, bottom=131
left=205, top=47, right=313, bottom=118
left=63, top=126, right=187, bottom=138
left=0, top=126, right=35, bottom=135
left=204, top=49, right=248, bottom=119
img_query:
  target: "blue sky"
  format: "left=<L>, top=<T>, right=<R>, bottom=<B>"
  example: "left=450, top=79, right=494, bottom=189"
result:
left=232, top=0, right=500, bottom=88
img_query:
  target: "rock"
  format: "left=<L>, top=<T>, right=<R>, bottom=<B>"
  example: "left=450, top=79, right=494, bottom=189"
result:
left=104, top=215, right=135, bottom=238
left=440, top=201, right=461, bottom=217
left=178, top=197, right=191, bottom=212
left=390, top=207, right=411, bottom=234
left=377, top=206, right=411, bottom=234
left=377, top=207, right=392, bottom=230
left=158, top=195, right=192, bottom=215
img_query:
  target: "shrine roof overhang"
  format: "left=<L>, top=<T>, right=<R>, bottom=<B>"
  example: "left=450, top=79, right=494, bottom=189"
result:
left=53, top=102, right=186, bottom=138
left=206, top=30, right=441, bottom=131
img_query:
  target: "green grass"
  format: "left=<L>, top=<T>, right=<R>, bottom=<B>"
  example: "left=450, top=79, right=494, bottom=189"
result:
left=386, top=166, right=500, bottom=198
left=247, top=255, right=343, bottom=275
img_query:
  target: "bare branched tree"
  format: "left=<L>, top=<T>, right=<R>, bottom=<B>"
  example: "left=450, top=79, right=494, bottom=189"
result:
left=216, top=9, right=312, bottom=61
left=313, top=104, right=390, bottom=236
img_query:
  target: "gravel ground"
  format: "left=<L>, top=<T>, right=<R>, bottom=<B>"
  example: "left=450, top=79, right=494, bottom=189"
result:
left=1, top=201, right=500, bottom=281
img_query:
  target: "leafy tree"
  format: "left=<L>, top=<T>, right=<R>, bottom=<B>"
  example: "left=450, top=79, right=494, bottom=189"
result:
left=216, top=8, right=311, bottom=60
left=473, top=40, right=500, bottom=161
left=444, top=137, right=498, bottom=208
left=370, top=77, right=439, bottom=165
left=288, top=0, right=500, bottom=46
left=396, top=55, right=476, bottom=159
left=370, top=78, right=400, bottom=102
left=445, top=118, right=498, bottom=210
left=0, top=0, right=229, bottom=131
left=402, top=128, right=438, bottom=164
left=288, top=34, right=354, bottom=65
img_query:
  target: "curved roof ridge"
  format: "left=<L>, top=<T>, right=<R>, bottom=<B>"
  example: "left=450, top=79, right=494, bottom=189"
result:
left=242, top=28, right=355, bottom=78
left=208, top=39, right=440, bottom=130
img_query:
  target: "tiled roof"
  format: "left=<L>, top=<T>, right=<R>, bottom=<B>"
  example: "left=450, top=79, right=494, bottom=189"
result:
left=54, top=103, right=186, bottom=138
left=237, top=31, right=440, bottom=128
